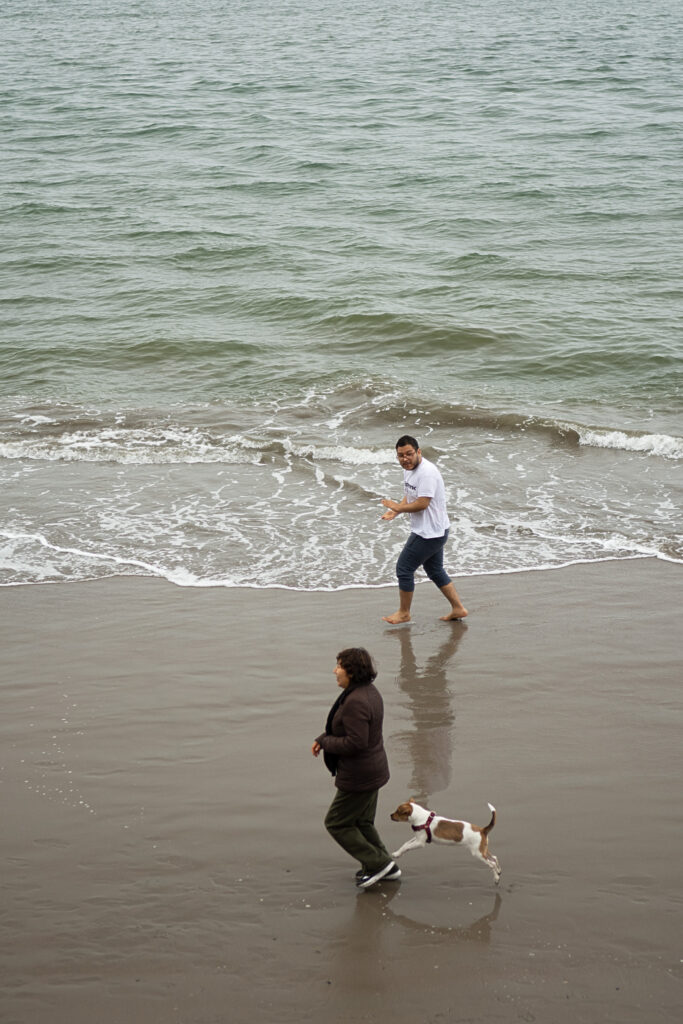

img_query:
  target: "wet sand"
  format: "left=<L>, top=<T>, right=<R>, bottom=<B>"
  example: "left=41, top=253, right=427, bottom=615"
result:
left=1, top=558, right=681, bottom=1023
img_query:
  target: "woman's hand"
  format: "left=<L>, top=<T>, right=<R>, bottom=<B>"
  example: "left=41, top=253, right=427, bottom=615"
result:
left=312, top=741, right=322, bottom=757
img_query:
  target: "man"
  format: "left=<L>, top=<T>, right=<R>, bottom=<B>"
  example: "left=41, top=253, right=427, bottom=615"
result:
left=380, top=435, right=468, bottom=624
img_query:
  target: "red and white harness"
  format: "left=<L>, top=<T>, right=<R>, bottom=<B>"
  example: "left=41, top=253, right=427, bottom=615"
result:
left=411, top=810, right=436, bottom=843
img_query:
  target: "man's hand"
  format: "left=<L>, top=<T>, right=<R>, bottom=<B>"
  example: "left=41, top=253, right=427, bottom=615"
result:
left=312, top=741, right=322, bottom=757
left=381, top=498, right=401, bottom=512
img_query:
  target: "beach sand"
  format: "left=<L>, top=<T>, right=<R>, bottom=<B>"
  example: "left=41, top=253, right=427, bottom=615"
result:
left=1, top=558, right=681, bottom=1023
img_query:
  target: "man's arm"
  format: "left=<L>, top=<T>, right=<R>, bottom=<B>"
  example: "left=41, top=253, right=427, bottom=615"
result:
left=381, top=494, right=431, bottom=519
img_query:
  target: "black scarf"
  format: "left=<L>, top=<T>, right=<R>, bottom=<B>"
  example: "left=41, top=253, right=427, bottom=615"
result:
left=322, top=686, right=353, bottom=776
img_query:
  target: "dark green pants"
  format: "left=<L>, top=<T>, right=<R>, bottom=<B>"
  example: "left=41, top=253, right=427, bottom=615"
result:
left=324, top=788, right=391, bottom=874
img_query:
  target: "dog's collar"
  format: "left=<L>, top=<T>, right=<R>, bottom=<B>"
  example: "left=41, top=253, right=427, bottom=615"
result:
left=412, top=810, right=436, bottom=843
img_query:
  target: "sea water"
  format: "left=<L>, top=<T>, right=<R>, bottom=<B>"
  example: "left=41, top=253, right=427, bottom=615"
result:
left=1, top=0, right=681, bottom=589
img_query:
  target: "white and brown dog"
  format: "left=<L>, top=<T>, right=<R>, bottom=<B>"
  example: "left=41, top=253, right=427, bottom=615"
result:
left=390, top=800, right=501, bottom=884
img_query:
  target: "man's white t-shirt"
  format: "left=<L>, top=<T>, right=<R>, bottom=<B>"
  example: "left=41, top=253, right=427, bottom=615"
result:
left=403, top=456, right=450, bottom=538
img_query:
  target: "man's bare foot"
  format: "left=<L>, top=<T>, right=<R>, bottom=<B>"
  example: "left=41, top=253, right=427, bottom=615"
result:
left=440, top=607, right=468, bottom=621
left=382, top=612, right=411, bottom=624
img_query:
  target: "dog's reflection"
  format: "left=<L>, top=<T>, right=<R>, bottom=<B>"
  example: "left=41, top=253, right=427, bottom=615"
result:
left=329, top=888, right=503, bottom=991
left=383, top=888, right=502, bottom=943
left=389, top=624, right=467, bottom=800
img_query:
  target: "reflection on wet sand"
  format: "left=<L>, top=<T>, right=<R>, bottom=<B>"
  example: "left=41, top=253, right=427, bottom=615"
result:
left=327, top=890, right=403, bottom=991
left=329, top=889, right=502, bottom=989
left=384, top=891, right=502, bottom=943
left=389, top=625, right=467, bottom=800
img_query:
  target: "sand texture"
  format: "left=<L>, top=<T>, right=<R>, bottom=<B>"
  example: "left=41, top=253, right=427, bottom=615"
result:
left=1, top=558, right=681, bottom=1023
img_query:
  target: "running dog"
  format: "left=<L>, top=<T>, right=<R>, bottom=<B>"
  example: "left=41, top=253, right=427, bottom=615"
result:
left=390, top=799, right=501, bottom=884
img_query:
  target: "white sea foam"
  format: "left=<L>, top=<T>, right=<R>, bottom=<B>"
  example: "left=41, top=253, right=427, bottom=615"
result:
left=0, top=528, right=160, bottom=574
left=15, top=414, right=57, bottom=426
left=0, top=420, right=395, bottom=468
left=2, top=397, right=681, bottom=588
left=1, top=523, right=674, bottom=591
left=576, top=428, right=683, bottom=460
left=0, top=427, right=265, bottom=465
left=282, top=439, right=394, bottom=465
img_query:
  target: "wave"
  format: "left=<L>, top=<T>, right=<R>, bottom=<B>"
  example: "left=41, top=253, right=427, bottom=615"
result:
left=0, top=336, right=266, bottom=372
left=282, top=438, right=394, bottom=466
left=0, top=426, right=395, bottom=468
left=1, top=387, right=681, bottom=464
left=315, top=310, right=507, bottom=352
left=575, top=428, right=683, bottom=459
left=0, top=426, right=263, bottom=465
left=2, top=396, right=679, bottom=591
left=1, top=523, right=677, bottom=592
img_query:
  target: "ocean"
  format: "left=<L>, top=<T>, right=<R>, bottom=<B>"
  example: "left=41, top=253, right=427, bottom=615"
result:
left=2, top=0, right=681, bottom=590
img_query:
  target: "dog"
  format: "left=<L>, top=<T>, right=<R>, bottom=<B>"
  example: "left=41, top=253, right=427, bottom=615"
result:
left=390, top=799, right=501, bottom=884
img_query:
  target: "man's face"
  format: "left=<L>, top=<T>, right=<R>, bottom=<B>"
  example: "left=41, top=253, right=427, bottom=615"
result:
left=396, top=444, right=421, bottom=471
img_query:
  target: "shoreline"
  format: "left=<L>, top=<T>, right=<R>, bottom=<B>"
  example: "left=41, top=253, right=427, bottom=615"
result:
left=2, top=557, right=681, bottom=1023
left=1, top=550, right=679, bottom=593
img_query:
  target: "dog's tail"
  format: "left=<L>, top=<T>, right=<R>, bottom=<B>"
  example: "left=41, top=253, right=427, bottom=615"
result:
left=482, top=803, right=496, bottom=836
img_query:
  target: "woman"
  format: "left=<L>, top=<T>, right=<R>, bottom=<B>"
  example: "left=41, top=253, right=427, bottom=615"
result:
left=312, top=647, right=399, bottom=888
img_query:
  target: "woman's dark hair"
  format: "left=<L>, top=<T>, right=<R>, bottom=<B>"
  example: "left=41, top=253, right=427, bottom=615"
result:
left=396, top=435, right=419, bottom=451
left=336, top=647, right=377, bottom=687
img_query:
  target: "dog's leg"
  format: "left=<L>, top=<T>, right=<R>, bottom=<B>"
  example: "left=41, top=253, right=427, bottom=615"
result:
left=486, top=852, right=501, bottom=884
left=473, top=832, right=499, bottom=880
left=391, top=834, right=427, bottom=859
left=473, top=837, right=502, bottom=884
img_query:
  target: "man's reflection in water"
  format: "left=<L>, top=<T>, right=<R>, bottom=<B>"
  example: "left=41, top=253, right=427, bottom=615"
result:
left=389, top=624, right=467, bottom=801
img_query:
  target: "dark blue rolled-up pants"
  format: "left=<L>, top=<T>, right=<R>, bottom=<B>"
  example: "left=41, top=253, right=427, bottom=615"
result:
left=396, top=528, right=451, bottom=592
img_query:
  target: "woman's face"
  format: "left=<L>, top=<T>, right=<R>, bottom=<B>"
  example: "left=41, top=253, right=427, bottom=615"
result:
left=334, top=661, right=351, bottom=688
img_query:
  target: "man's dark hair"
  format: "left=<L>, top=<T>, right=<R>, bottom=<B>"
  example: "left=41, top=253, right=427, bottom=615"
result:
left=336, top=647, right=378, bottom=687
left=396, top=435, right=419, bottom=451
